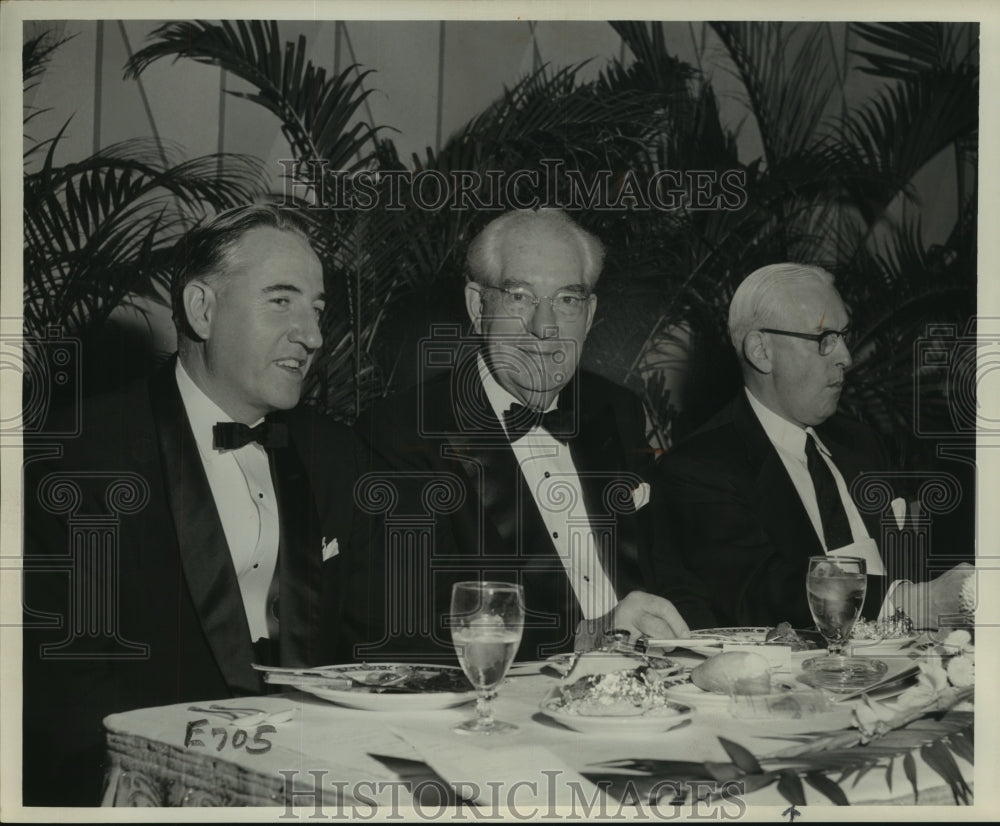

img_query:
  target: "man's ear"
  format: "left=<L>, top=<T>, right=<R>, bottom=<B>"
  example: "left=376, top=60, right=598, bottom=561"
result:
left=743, top=330, right=772, bottom=374
left=464, top=283, right=485, bottom=335
left=182, top=280, right=217, bottom=341
left=583, top=293, right=598, bottom=337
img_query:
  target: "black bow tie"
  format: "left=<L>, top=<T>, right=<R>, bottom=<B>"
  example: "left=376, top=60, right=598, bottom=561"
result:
left=213, top=421, right=288, bottom=450
left=503, top=403, right=573, bottom=444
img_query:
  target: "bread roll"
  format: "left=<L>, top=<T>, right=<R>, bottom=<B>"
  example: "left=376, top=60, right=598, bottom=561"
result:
left=690, top=651, right=772, bottom=695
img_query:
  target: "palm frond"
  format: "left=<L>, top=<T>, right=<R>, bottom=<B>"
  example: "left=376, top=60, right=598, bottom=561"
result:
left=710, top=22, right=838, bottom=165
left=851, top=23, right=978, bottom=79
left=583, top=710, right=972, bottom=807
left=23, top=133, right=268, bottom=336
left=836, top=69, right=978, bottom=226
left=125, top=20, right=381, bottom=172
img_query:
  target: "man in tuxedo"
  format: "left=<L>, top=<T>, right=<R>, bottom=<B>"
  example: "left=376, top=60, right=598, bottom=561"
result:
left=656, top=262, right=972, bottom=629
left=357, top=208, right=693, bottom=662
left=22, top=205, right=373, bottom=805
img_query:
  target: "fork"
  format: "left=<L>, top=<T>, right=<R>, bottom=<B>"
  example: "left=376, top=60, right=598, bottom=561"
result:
left=187, top=704, right=264, bottom=721
left=187, top=704, right=296, bottom=726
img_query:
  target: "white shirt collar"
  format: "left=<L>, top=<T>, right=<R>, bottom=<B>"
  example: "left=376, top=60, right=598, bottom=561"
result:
left=477, top=353, right=558, bottom=438
left=175, top=359, right=263, bottom=454
left=744, top=387, right=832, bottom=460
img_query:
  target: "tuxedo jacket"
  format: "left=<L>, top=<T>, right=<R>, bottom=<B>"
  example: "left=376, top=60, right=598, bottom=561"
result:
left=655, top=392, right=891, bottom=629
left=22, top=360, right=373, bottom=806
left=355, top=355, right=668, bottom=662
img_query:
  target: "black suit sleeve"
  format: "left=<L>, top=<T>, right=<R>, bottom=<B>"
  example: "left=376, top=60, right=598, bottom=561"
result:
left=598, top=382, right=719, bottom=628
left=22, top=451, right=117, bottom=806
left=656, top=450, right=818, bottom=627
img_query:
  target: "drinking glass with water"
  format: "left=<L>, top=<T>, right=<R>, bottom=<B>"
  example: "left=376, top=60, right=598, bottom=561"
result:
left=450, top=581, right=525, bottom=734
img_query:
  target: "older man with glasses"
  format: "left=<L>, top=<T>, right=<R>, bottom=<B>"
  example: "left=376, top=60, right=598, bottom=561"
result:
left=357, top=208, right=699, bottom=661
left=654, top=262, right=972, bottom=631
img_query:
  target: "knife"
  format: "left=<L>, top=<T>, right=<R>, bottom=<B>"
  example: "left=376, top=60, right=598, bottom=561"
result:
left=832, top=664, right=921, bottom=703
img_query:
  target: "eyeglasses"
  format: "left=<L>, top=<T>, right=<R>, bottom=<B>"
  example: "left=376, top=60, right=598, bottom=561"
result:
left=759, top=327, right=852, bottom=356
left=478, top=285, right=592, bottom=321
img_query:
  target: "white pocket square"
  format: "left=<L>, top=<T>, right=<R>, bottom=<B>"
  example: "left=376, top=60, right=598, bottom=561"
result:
left=632, top=482, right=651, bottom=512
left=891, top=497, right=907, bottom=530
left=321, top=537, right=340, bottom=562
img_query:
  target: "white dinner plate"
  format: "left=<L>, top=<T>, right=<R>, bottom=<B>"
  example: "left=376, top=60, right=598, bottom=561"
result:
left=687, top=627, right=822, bottom=662
left=539, top=687, right=693, bottom=734
left=846, top=636, right=920, bottom=658
left=541, top=651, right=680, bottom=677
left=661, top=674, right=798, bottom=712
left=280, top=663, right=478, bottom=711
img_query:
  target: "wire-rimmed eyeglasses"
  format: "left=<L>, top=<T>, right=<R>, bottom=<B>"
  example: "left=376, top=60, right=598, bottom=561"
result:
left=759, top=327, right=851, bottom=356
left=477, top=284, right=592, bottom=321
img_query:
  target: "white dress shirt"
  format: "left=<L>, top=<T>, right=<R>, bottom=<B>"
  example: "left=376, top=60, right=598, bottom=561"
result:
left=477, top=355, right=618, bottom=620
left=745, top=389, right=872, bottom=553
left=745, top=388, right=905, bottom=615
left=175, top=360, right=280, bottom=641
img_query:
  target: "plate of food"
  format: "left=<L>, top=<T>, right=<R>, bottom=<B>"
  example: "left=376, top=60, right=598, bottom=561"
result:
left=539, top=664, right=693, bottom=734
left=540, top=650, right=680, bottom=678
left=684, top=624, right=823, bottom=662
left=846, top=613, right=919, bottom=657
left=660, top=651, right=793, bottom=711
left=661, top=653, right=852, bottom=730
left=256, top=663, right=477, bottom=711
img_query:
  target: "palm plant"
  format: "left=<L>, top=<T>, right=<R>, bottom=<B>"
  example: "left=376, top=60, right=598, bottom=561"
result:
left=23, top=31, right=269, bottom=340
left=587, top=21, right=977, bottom=467
left=126, top=20, right=407, bottom=419
left=30, top=19, right=977, bottom=464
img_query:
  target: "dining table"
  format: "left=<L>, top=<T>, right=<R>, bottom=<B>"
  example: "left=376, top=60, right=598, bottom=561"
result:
left=100, top=647, right=973, bottom=814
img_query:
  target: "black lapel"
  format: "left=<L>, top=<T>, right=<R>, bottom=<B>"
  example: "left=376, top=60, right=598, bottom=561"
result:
left=269, top=422, right=324, bottom=667
left=438, top=372, right=528, bottom=553
left=731, top=394, right=825, bottom=559
left=149, top=360, right=262, bottom=694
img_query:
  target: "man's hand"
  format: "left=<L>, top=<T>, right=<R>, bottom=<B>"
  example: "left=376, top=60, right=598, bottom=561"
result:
left=894, top=563, right=975, bottom=628
left=575, top=591, right=690, bottom=651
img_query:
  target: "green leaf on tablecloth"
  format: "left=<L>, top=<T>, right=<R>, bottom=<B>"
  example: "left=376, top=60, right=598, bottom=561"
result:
left=718, top=738, right=762, bottom=774
left=702, top=762, right=744, bottom=783
left=950, top=731, right=973, bottom=764
left=902, top=751, right=919, bottom=803
left=737, top=771, right=781, bottom=795
left=805, top=771, right=849, bottom=805
left=848, top=763, right=873, bottom=788
left=921, top=740, right=972, bottom=805
left=776, top=770, right=806, bottom=805
left=594, top=758, right=710, bottom=776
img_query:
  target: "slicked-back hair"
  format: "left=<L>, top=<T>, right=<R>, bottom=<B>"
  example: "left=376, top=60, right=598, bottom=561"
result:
left=728, top=263, right=837, bottom=355
left=465, top=208, right=605, bottom=289
left=170, top=204, right=313, bottom=341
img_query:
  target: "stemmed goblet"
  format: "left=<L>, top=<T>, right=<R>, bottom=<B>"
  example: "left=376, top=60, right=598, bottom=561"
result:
left=802, top=556, right=887, bottom=691
left=450, top=581, right=524, bottom=734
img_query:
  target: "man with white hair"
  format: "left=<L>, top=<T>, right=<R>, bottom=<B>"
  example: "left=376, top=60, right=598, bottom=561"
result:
left=358, top=208, right=697, bottom=660
left=656, top=262, right=971, bottom=629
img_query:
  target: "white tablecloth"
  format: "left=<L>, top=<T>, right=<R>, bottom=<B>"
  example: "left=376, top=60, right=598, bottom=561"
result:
left=102, top=657, right=972, bottom=813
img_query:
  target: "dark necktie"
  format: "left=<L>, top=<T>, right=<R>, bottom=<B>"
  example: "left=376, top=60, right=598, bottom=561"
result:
left=213, top=421, right=288, bottom=450
left=503, top=403, right=573, bottom=444
left=805, top=432, right=854, bottom=551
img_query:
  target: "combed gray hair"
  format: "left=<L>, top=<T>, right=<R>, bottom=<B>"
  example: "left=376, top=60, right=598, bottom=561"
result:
left=466, top=208, right=605, bottom=289
left=171, top=203, right=313, bottom=342
left=728, top=263, right=836, bottom=354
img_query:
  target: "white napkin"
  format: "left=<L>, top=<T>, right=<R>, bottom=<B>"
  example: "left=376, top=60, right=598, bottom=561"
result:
left=389, top=727, right=604, bottom=810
